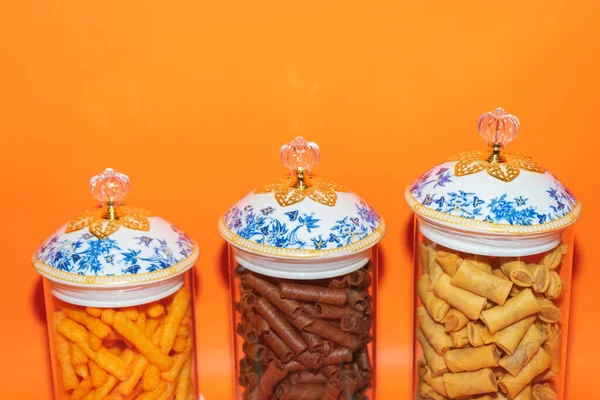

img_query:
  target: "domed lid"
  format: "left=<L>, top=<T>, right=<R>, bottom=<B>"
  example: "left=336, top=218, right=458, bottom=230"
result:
left=218, top=137, right=385, bottom=278
left=33, top=168, right=199, bottom=287
left=406, top=108, right=581, bottom=236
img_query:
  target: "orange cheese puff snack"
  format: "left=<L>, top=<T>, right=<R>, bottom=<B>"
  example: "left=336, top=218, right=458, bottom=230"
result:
left=143, top=365, right=161, bottom=391
left=108, top=347, right=122, bottom=356
left=64, top=307, right=112, bottom=339
left=172, top=337, right=187, bottom=353
left=76, top=364, right=90, bottom=379
left=160, top=288, right=191, bottom=355
left=94, top=375, right=118, bottom=400
left=152, top=325, right=164, bottom=346
left=70, top=342, right=89, bottom=366
left=145, top=319, right=161, bottom=337
left=89, top=333, right=103, bottom=352
left=121, top=307, right=139, bottom=321
left=186, top=385, right=194, bottom=400
left=146, top=303, right=165, bottom=319
left=156, top=382, right=176, bottom=400
left=55, top=331, right=79, bottom=391
left=89, top=361, right=108, bottom=388
left=56, top=318, right=131, bottom=381
left=86, top=307, right=103, bottom=318
left=71, top=378, right=94, bottom=400
left=161, top=353, right=189, bottom=383
left=121, top=348, right=135, bottom=365
left=113, top=312, right=174, bottom=371
left=104, top=393, right=125, bottom=400
left=137, top=313, right=147, bottom=332
left=177, top=325, right=190, bottom=338
left=102, top=309, right=116, bottom=325
left=137, top=381, right=167, bottom=400
left=117, top=355, right=149, bottom=396
left=175, top=357, right=192, bottom=400
left=83, top=389, right=96, bottom=400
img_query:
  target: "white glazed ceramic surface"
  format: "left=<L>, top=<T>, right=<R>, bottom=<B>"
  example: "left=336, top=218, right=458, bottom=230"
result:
left=406, top=160, right=580, bottom=234
left=34, top=216, right=199, bottom=286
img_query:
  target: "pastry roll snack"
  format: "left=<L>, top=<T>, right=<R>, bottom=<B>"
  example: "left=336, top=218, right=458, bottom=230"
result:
left=434, top=274, right=487, bottom=320
left=443, top=308, right=469, bottom=332
left=418, top=274, right=451, bottom=323
left=498, top=348, right=551, bottom=398
left=499, top=324, right=546, bottom=376
left=443, top=368, right=498, bottom=398
left=451, top=260, right=513, bottom=306
left=444, top=345, right=500, bottom=373
left=416, top=327, right=449, bottom=377
left=481, top=290, right=541, bottom=334
left=500, top=261, right=534, bottom=288
left=417, top=307, right=453, bottom=355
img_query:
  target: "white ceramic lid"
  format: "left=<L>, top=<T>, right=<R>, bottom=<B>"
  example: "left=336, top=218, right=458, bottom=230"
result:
left=32, top=168, right=199, bottom=298
left=405, top=108, right=581, bottom=256
left=218, top=137, right=385, bottom=279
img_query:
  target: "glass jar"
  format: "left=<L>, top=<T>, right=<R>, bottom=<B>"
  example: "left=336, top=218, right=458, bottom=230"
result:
left=406, top=108, right=580, bottom=400
left=32, top=168, right=200, bottom=400
left=219, top=137, right=385, bottom=400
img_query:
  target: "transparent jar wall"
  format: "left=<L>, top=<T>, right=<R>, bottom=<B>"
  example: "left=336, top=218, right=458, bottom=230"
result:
left=229, top=246, right=379, bottom=400
left=43, top=271, right=198, bottom=400
left=412, top=218, right=573, bottom=400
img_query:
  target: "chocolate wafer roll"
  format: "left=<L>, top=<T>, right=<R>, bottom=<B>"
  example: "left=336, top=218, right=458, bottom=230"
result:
left=239, top=292, right=258, bottom=314
left=357, top=370, right=372, bottom=390
left=243, top=342, right=268, bottom=361
left=297, top=350, right=325, bottom=369
left=323, top=365, right=342, bottom=379
left=246, top=274, right=304, bottom=318
left=347, top=290, right=371, bottom=312
left=255, top=297, right=308, bottom=355
left=340, top=370, right=359, bottom=400
left=246, top=311, right=270, bottom=335
left=301, top=331, right=325, bottom=352
left=290, top=371, right=327, bottom=384
left=280, top=283, right=347, bottom=306
left=304, top=316, right=362, bottom=350
left=284, top=360, right=307, bottom=373
left=347, top=270, right=372, bottom=289
left=329, top=276, right=349, bottom=289
left=238, top=320, right=259, bottom=344
left=323, top=347, right=354, bottom=366
left=320, top=340, right=334, bottom=357
left=240, top=371, right=259, bottom=390
left=323, top=378, right=343, bottom=400
left=246, top=360, right=288, bottom=400
left=304, top=303, right=364, bottom=321
left=340, top=314, right=371, bottom=334
left=263, top=330, right=294, bottom=363
left=276, top=382, right=325, bottom=400
left=356, top=346, right=372, bottom=372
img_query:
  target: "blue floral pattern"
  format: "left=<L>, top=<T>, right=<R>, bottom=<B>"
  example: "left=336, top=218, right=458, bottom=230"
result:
left=224, top=201, right=381, bottom=251
left=410, top=164, right=578, bottom=226
left=36, top=224, right=195, bottom=276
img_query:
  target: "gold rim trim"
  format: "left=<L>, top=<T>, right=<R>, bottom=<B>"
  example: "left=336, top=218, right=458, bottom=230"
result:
left=32, top=243, right=199, bottom=286
left=405, top=188, right=581, bottom=234
left=218, top=218, right=386, bottom=258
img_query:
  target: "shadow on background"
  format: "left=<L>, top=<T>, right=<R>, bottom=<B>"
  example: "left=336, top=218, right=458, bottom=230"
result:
left=31, top=278, right=53, bottom=392
left=218, top=242, right=230, bottom=288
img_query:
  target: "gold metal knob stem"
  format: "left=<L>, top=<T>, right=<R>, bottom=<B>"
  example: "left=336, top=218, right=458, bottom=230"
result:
left=486, top=143, right=507, bottom=163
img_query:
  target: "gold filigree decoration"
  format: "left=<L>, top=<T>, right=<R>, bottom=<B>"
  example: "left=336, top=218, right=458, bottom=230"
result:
left=66, top=205, right=153, bottom=239
left=255, top=175, right=348, bottom=207
left=449, top=150, right=544, bottom=183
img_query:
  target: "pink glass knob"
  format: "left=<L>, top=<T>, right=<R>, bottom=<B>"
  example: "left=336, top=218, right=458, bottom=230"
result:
left=90, top=168, right=130, bottom=205
left=280, top=136, right=320, bottom=174
left=477, top=107, right=520, bottom=147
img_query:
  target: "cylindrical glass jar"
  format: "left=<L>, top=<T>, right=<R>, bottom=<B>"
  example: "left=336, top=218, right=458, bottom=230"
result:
left=33, top=168, right=200, bottom=400
left=219, top=137, right=385, bottom=400
left=406, top=108, right=580, bottom=400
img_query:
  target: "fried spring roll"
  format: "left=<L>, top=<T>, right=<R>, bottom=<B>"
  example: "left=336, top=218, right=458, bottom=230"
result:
left=513, top=384, right=532, bottom=400
left=443, top=368, right=498, bottom=399
left=418, top=274, right=451, bottom=323
left=449, top=327, right=470, bottom=348
left=540, top=246, right=563, bottom=270
left=443, top=309, right=469, bottom=332
left=532, top=382, right=557, bottom=400
left=467, top=323, right=497, bottom=348
left=498, top=348, right=551, bottom=398
left=417, top=307, right=453, bottom=355
left=545, top=272, right=564, bottom=300
left=420, top=381, right=449, bottom=400
left=451, top=260, right=513, bottom=306
left=419, top=242, right=431, bottom=272
left=494, top=315, right=537, bottom=355
left=528, top=264, right=551, bottom=294
left=499, top=324, right=547, bottom=376
left=416, top=327, right=449, bottom=376
left=542, top=323, right=561, bottom=374
left=463, top=255, right=493, bottom=274
left=433, top=274, right=487, bottom=320
left=500, top=261, right=534, bottom=287
left=481, top=289, right=541, bottom=333
left=436, top=251, right=461, bottom=277
left=423, top=366, right=448, bottom=397
left=444, top=345, right=500, bottom=373
left=537, top=298, right=561, bottom=323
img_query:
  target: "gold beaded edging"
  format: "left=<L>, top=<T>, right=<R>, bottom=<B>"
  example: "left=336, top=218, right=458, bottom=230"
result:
left=405, top=188, right=581, bottom=234
left=218, top=218, right=386, bottom=258
left=32, top=243, right=199, bottom=286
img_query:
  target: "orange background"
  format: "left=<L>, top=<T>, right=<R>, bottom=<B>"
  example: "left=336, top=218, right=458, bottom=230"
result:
left=1, top=1, right=599, bottom=398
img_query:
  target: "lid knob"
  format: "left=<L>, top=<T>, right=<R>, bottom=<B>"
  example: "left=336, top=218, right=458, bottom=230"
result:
left=477, top=108, right=520, bottom=162
left=90, top=168, right=130, bottom=219
left=281, top=136, right=320, bottom=175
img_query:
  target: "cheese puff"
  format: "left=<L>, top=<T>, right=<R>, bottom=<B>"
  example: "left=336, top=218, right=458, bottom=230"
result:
left=122, top=384, right=144, bottom=400
left=113, top=312, right=174, bottom=371
left=93, top=375, right=117, bottom=400
left=177, top=326, right=190, bottom=338
left=186, top=383, right=194, bottom=400
left=108, top=347, right=122, bottom=356
left=89, top=333, right=103, bottom=351
left=143, top=365, right=161, bottom=391
left=161, top=353, right=189, bottom=383
left=172, top=337, right=187, bottom=353
left=86, top=307, right=103, bottom=317
left=175, top=357, right=192, bottom=400
left=70, top=342, right=89, bottom=366
left=55, top=331, right=79, bottom=390
left=117, top=355, right=149, bottom=396
left=101, top=309, right=116, bottom=325
left=89, top=361, right=108, bottom=388
left=82, top=389, right=96, bottom=400
left=64, top=307, right=112, bottom=339
left=137, top=313, right=147, bottom=332
left=75, top=364, right=90, bottom=379
left=121, top=307, right=139, bottom=321
left=137, top=381, right=168, bottom=400
left=146, top=303, right=165, bottom=319
left=156, top=381, right=176, bottom=400
left=71, top=378, right=94, bottom=400
left=160, top=288, right=191, bottom=355
left=104, top=393, right=125, bottom=400
left=145, top=319, right=161, bottom=338
left=152, top=325, right=164, bottom=346
left=121, top=348, right=135, bottom=365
